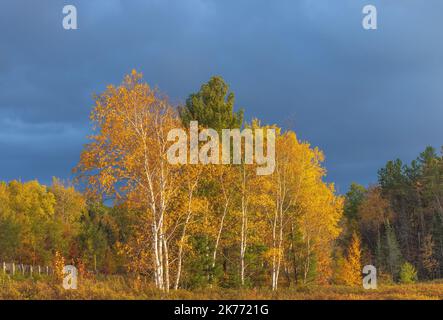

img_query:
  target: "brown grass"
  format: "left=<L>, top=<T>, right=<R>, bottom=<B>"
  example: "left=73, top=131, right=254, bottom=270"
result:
left=1, top=274, right=443, bottom=300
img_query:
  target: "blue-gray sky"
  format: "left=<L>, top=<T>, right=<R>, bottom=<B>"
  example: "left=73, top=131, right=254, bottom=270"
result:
left=1, top=0, right=442, bottom=193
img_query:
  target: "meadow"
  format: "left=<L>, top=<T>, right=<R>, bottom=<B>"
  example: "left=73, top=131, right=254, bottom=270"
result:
left=1, top=274, right=443, bottom=300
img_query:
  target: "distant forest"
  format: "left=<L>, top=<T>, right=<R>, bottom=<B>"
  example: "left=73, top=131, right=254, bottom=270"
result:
left=344, top=146, right=443, bottom=282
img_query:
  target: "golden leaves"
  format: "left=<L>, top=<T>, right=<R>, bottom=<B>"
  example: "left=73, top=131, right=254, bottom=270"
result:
left=75, top=70, right=344, bottom=287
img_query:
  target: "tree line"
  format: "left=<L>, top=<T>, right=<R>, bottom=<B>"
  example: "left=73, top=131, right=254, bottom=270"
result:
left=0, top=71, right=343, bottom=291
left=2, top=70, right=439, bottom=291
left=73, top=71, right=343, bottom=291
left=342, top=147, right=443, bottom=283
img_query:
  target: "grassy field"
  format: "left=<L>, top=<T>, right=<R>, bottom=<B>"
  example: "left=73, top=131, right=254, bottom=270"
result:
left=1, top=275, right=443, bottom=300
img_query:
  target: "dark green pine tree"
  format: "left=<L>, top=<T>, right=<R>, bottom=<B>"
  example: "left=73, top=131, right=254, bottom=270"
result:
left=179, top=76, right=244, bottom=132
left=385, top=221, right=403, bottom=280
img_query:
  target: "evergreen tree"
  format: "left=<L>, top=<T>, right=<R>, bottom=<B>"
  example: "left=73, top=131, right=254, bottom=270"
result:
left=399, top=262, right=417, bottom=284
left=385, top=222, right=403, bottom=280
left=179, top=76, right=244, bottom=132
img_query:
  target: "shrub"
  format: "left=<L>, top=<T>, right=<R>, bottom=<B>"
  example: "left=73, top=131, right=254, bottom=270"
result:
left=399, top=262, right=417, bottom=284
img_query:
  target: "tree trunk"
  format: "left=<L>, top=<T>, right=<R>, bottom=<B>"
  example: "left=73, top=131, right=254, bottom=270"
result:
left=152, top=223, right=163, bottom=290
left=175, top=202, right=193, bottom=290
left=212, top=201, right=229, bottom=269
left=290, top=223, right=298, bottom=286
left=163, top=236, right=170, bottom=292
left=240, top=172, right=247, bottom=287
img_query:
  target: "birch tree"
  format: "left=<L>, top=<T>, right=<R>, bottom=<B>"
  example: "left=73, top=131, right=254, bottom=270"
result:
left=75, top=70, right=182, bottom=291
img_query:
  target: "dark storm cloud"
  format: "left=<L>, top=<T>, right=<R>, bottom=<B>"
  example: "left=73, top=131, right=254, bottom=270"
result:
left=0, top=0, right=442, bottom=191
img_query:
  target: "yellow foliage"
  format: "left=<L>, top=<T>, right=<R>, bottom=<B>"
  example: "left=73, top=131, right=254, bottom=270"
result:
left=340, top=233, right=362, bottom=286
left=53, top=251, right=65, bottom=281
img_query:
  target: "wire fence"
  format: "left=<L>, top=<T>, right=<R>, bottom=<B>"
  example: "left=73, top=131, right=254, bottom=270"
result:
left=1, top=262, right=54, bottom=277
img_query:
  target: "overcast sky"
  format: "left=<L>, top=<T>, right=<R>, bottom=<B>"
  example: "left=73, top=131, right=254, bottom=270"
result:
left=1, top=0, right=442, bottom=193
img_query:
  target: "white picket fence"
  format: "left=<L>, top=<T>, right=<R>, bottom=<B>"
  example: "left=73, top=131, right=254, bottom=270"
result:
left=1, top=262, right=53, bottom=276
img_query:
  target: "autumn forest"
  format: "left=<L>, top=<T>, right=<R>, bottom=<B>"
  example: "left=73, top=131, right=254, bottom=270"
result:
left=1, top=71, right=443, bottom=299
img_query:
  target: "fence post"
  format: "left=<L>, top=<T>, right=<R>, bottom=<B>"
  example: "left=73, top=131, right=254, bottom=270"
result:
left=46, top=266, right=49, bottom=275
left=38, top=265, right=41, bottom=275
left=12, top=263, right=15, bottom=276
left=21, top=264, right=25, bottom=275
left=30, top=265, right=33, bottom=277
left=2, top=262, right=5, bottom=274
